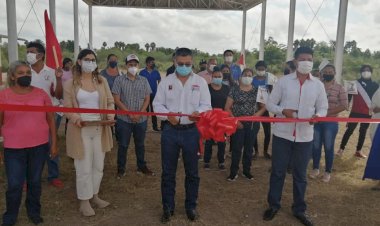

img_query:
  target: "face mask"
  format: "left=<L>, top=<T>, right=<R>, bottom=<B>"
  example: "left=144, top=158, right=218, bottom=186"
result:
left=176, top=65, right=192, bottom=77
left=81, top=61, right=97, bottom=73
left=257, top=70, right=266, bottom=76
left=16, top=76, right=32, bottom=87
left=200, top=66, right=206, bottom=71
left=284, top=68, right=291, bottom=75
left=222, top=81, right=230, bottom=86
left=225, top=56, right=233, bottom=64
left=323, top=74, right=334, bottom=82
left=241, top=77, right=253, bottom=85
left=109, top=61, right=118, bottom=68
left=362, top=71, right=372, bottom=79
left=209, top=64, right=216, bottom=72
left=128, top=67, right=139, bottom=76
left=26, top=53, right=39, bottom=65
left=223, top=72, right=231, bottom=80
left=297, top=61, right=313, bottom=74
left=212, top=77, right=223, bottom=85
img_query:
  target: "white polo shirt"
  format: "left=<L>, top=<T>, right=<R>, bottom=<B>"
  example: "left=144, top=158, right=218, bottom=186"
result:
left=267, top=72, right=328, bottom=142
left=31, top=64, right=60, bottom=106
left=153, top=72, right=212, bottom=125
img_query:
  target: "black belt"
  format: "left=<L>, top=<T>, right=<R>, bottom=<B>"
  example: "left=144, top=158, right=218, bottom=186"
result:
left=165, top=122, right=196, bottom=130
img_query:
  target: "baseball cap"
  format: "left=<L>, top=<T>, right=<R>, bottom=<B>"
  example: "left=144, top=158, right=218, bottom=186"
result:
left=126, top=54, right=139, bottom=63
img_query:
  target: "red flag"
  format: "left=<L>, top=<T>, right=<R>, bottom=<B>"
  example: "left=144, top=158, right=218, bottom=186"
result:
left=44, top=10, right=62, bottom=69
left=237, top=53, right=245, bottom=66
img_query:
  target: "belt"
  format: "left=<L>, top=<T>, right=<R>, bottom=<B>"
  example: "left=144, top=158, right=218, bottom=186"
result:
left=166, top=122, right=196, bottom=130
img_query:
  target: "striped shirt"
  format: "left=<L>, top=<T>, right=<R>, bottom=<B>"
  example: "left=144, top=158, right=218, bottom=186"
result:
left=325, top=81, right=348, bottom=117
left=112, top=74, right=152, bottom=123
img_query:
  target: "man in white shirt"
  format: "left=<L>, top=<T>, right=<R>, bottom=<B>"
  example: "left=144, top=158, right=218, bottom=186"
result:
left=26, top=41, right=64, bottom=188
left=153, top=48, right=211, bottom=223
left=263, top=47, right=328, bottom=226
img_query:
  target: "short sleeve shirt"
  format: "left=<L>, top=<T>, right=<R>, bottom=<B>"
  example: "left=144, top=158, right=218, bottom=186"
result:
left=229, top=86, right=258, bottom=117
left=100, top=69, right=120, bottom=91
left=139, top=68, right=161, bottom=95
left=209, top=84, right=230, bottom=109
left=0, top=87, right=52, bottom=148
left=31, top=65, right=59, bottom=105
left=112, top=75, right=152, bottom=123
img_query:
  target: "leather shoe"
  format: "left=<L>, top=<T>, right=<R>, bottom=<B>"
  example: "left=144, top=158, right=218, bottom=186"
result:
left=160, top=210, right=174, bottom=224
left=293, top=213, right=314, bottom=226
left=263, top=208, right=278, bottom=221
left=28, top=215, right=43, bottom=225
left=186, top=209, right=199, bottom=221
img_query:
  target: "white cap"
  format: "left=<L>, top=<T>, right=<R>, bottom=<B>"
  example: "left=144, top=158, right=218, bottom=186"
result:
left=126, top=54, right=139, bottom=63
left=319, top=59, right=330, bottom=72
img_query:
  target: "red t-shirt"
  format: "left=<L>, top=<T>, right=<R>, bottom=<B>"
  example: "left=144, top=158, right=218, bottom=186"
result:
left=0, top=87, right=52, bottom=148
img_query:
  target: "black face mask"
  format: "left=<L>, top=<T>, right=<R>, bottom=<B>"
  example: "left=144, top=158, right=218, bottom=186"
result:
left=284, top=68, right=291, bottom=75
left=323, top=74, right=334, bottom=82
left=109, top=61, right=118, bottom=68
left=200, top=66, right=206, bottom=71
left=17, top=76, right=32, bottom=87
left=223, top=72, right=231, bottom=80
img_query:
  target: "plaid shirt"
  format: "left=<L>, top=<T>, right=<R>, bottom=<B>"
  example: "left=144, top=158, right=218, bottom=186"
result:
left=112, top=74, right=151, bottom=123
left=325, top=81, right=348, bottom=117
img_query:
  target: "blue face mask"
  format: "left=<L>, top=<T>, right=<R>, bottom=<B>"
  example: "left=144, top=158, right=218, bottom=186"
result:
left=176, top=65, right=192, bottom=76
left=212, top=77, right=223, bottom=85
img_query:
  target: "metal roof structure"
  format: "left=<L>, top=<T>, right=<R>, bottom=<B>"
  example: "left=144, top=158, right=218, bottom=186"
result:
left=82, top=0, right=262, bottom=11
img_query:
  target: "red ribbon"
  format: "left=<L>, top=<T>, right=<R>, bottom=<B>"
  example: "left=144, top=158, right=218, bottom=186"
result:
left=2, top=104, right=380, bottom=156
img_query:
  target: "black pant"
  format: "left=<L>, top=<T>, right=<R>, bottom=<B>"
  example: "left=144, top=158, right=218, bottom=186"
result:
left=204, top=140, right=225, bottom=164
left=230, top=122, right=260, bottom=175
left=253, top=111, right=271, bottom=152
left=340, top=112, right=371, bottom=151
left=148, top=94, right=158, bottom=129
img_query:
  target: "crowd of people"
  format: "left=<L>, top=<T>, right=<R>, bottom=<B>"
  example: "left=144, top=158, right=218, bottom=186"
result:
left=0, top=41, right=380, bottom=226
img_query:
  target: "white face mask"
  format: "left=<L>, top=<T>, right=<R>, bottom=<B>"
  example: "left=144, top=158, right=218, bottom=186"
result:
left=81, top=60, right=97, bottom=73
left=225, top=56, right=233, bottom=64
left=209, top=64, right=216, bottom=72
left=361, top=71, right=372, bottom=79
left=241, top=77, right=253, bottom=85
left=128, top=66, right=139, bottom=76
left=257, top=70, right=266, bottom=76
left=297, top=61, right=313, bottom=74
left=26, top=53, right=39, bottom=65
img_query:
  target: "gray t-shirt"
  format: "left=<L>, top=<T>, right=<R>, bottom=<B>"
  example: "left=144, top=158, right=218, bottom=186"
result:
left=112, top=75, right=152, bottom=123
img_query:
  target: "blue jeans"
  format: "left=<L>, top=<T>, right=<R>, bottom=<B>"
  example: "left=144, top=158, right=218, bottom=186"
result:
left=230, top=122, right=260, bottom=175
left=46, top=113, right=61, bottom=181
left=312, top=122, right=338, bottom=173
left=268, top=135, right=312, bottom=215
left=116, top=119, right=147, bottom=172
left=161, top=124, right=200, bottom=211
left=3, top=143, right=48, bottom=225
left=204, top=140, right=225, bottom=164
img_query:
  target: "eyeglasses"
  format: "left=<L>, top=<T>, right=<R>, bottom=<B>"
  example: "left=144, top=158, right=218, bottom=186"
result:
left=176, top=63, right=192, bottom=67
left=83, top=58, right=96, bottom=62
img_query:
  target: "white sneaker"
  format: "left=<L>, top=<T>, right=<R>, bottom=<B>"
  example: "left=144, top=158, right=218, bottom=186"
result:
left=336, top=149, right=344, bottom=157
left=309, top=169, right=320, bottom=179
left=322, top=172, right=331, bottom=183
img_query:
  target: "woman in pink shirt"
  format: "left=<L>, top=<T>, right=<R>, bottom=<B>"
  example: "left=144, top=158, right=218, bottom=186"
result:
left=0, top=61, right=57, bottom=225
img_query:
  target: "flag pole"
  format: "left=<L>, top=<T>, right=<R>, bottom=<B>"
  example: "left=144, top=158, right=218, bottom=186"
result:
left=52, top=45, right=59, bottom=69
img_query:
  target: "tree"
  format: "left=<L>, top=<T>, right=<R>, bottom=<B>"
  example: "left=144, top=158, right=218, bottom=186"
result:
left=363, top=49, right=371, bottom=58
left=102, top=41, right=107, bottom=49
left=145, top=43, right=150, bottom=52
left=150, top=42, right=156, bottom=51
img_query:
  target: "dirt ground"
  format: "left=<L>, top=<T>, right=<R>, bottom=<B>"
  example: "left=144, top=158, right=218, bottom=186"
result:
left=1, top=114, right=380, bottom=226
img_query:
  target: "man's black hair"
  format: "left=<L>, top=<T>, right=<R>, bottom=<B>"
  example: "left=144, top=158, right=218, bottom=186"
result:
left=294, top=46, right=313, bottom=59
left=175, top=48, right=193, bottom=57
left=63, top=58, right=72, bottom=66
left=223, top=49, right=234, bottom=56
left=146, top=56, right=155, bottom=63
left=26, top=41, right=45, bottom=55
left=107, top=54, right=117, bottom=61
left=255, top=60, right=267, bottom=69
left=360, top=64, right=373, bottom=73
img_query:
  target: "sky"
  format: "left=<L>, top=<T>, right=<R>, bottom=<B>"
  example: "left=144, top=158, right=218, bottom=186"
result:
left=0, top=0, right=379, bottom=55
